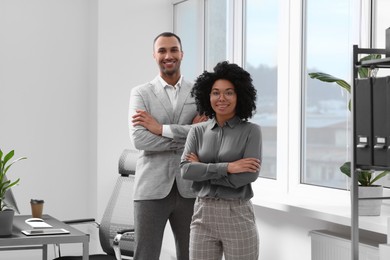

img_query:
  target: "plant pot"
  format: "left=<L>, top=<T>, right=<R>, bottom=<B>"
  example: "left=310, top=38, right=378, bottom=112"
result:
left=358, top=185, right=383, bottom=216
left=0, top=209, right=15, bottom=237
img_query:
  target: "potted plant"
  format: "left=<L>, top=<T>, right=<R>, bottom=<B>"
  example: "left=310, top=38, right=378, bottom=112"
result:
left=340, top=162, right=390, bottom=215
left=0, top=149, right=27, bottom=236
left=309, top=54, right=390, bottom=215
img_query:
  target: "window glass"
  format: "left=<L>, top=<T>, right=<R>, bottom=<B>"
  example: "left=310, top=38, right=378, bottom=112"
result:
left=373, top=0, right=390, bottom=189
left=205, top=0, right=228, bottom=71
left=245, top=0, right=278, bottom=179
left=303, top=0, right=352, bottom=189
left=174, top=0, right=203, bottom=82
left=373, top=0, right=390, bottom=50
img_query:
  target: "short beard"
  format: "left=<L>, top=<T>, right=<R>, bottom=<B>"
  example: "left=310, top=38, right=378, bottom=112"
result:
left=161, top=68, right=177, bottom=77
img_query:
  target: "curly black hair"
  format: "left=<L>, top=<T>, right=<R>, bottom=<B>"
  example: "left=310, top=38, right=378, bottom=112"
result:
left=191, top=61, right=257, bottom=121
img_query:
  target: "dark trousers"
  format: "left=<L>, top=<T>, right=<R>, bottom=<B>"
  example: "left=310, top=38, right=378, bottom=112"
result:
left=133, top=182, right=195, bottom=260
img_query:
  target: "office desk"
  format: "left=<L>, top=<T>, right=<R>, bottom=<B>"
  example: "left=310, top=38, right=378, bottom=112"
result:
left=0, top=214, right=89, bottom=260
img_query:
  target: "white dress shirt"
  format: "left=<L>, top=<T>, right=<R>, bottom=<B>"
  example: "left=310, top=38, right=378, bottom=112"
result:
left=158, top=75, right=183, bottom=138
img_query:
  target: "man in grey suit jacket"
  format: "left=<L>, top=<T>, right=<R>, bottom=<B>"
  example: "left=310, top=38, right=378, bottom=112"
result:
left=129, top=32, right=207, bottom=260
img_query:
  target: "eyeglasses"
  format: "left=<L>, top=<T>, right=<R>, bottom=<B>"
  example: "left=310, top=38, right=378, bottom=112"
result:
left=210, top=90, right=236, bottom=99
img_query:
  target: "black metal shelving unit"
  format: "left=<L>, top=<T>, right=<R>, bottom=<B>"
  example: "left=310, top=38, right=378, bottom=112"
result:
left=351, top=45, right=390, bottom=260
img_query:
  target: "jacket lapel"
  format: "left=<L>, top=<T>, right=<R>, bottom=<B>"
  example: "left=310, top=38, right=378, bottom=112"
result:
left=150, top=77, right=174, bottom=123
left=173, top=80, right=192, bottom=123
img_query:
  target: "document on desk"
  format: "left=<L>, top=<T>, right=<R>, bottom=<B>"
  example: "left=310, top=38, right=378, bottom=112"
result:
left=25, top=218, right=53, bottom=228
left=22, top=229, right=70, bottom=236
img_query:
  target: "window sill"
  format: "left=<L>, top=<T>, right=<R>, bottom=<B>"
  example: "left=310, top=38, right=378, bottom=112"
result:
left=251, top=192, right=390, bottom=235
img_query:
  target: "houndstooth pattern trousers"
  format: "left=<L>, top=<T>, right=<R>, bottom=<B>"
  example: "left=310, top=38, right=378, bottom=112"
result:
left=190, top=197, right=259, bottom=260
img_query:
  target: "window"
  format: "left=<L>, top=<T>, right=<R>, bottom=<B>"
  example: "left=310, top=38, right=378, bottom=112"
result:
left=303, top=0, right=353, bottom=189
left=173, top=0, right=203, bottom=82
left=204, top=0, right=230, bottom=71
left=244, top=0, right=279, bottom=179
left=174, top=0, right=380, bottom=192
left=373, top=0, right=390, bottom=50
left=372, top=0, right=390, bottom=189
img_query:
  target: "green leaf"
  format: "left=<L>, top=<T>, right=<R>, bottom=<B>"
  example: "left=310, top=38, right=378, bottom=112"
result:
left=358, top=54, right=382, bottom=78
left=3, top=150, right=14, bottom=165
left=309, top=72, right=351, bottom=93
left=358, top=171, right=372, bottom=186
left=0, top=149, right=26, bottom=211
left=339, top=162, right=380, bottom=186
left=370, top=170, right=390, bottom=185
left=3, top=157, right=27, bottom=175
left=340, top=162, right=351, bottom=177
left=4, top=178, right=20, bottom=191
left=359, top=54, right=382, bottom=62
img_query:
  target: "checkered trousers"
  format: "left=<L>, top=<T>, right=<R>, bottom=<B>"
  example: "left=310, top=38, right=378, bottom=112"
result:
left=190, top=197, right=259, bottom=260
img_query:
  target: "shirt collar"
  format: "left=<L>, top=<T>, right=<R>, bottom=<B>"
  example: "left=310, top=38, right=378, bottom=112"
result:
left=210, top=116, right=242, bottom=130
left=158, top=75, right=183, bottom=89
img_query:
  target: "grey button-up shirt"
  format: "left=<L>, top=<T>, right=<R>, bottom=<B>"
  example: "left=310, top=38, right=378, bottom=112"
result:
left=180, top=116, right=262, bottom=200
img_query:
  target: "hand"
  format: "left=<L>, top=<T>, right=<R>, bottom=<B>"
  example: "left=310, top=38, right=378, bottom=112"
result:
left=192, top=114, right=208, bottom=124
left=227, top=158, right=261, bottom=174
left=185, top=152, right=199, bottom=162
left=132, top=109, right=162, bottom=135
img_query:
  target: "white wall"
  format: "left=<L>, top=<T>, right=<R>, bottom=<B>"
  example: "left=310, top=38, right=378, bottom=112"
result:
left=96, top=0, right=173, bottom=219
left=0, top=1, right=97, bottom=258
left=0, top=0, right=93, bottom=219
left=254, top=206, right=347, bottom=260
left=96, top=0, right=177, bottom=257
left=0, top=1, right=352, bottom=260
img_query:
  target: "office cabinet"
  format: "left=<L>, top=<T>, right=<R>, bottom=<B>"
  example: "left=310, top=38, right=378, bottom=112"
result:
left=355, top=78, right=373, bottom=167
left=351, top=45, right=390, bottom=260
left=372, top=76, right=390, bottom=167
left=355, top=76, right=390, bottom=168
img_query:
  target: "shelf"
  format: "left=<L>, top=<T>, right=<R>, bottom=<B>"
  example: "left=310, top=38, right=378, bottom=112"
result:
left=351, top=45, right=390, bottom=260
left=359, top=57, right=390, bottom=68
left=359, top=196, right=390, bottom=200
left=357, top=165, right=390, bottom=171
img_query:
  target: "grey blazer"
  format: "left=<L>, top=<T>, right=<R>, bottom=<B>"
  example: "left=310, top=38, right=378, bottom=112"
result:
left=129, top=76, right=198, bottom=200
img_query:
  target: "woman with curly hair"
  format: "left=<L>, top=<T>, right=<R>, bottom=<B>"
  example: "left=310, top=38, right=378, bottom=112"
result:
left=180, top=61, right=262, bottom=260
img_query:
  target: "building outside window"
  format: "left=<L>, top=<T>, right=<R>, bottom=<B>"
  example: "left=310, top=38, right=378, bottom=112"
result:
left=174, top=0, right=386, bottom=192
left=244, top=0, right=279, bottom=179
left=303, top=0, right=352, bottom=189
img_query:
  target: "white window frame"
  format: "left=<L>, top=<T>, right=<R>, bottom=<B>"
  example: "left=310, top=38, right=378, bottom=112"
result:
left=173, top=0, right=390, bottom=216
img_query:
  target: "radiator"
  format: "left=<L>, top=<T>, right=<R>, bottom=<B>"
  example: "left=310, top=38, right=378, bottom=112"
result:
left=310, top=230, right=384, bottom=260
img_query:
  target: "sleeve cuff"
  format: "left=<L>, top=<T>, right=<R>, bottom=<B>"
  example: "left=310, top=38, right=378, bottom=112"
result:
left=162, top=125, right=173, bottom=139
left=208, top=162, right=229, bottom=177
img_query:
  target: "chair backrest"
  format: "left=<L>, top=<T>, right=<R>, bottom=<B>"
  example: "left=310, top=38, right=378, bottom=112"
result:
left=99, top=149, right=138, bottom=257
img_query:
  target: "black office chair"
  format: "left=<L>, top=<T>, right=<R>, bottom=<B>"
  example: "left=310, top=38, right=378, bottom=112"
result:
left=53, top=149, right=138, bottom=260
